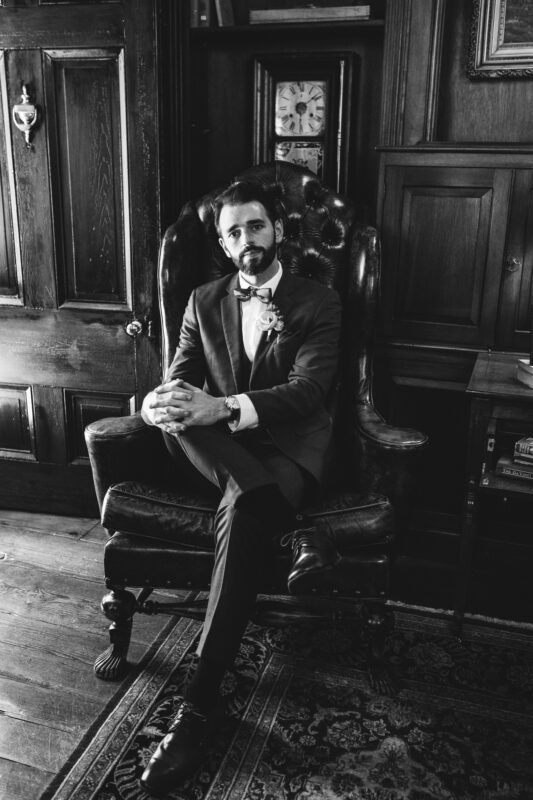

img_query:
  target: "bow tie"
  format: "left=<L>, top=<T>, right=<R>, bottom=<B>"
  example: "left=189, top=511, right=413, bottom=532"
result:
left=233, top=286, right=272, bottom=303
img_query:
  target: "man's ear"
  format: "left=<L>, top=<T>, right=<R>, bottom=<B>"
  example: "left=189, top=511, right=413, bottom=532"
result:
left=274, top=219, right=284, bottom=244
left=219, top=236, right=231, bottom=259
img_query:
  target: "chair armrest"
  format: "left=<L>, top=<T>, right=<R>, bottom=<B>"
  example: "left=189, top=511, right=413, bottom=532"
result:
left=356, top=401, right=428, bottom=452
left=85, top=413, right=171, bottom=512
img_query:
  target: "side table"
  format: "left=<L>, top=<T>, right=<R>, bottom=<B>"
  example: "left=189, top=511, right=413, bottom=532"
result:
left=453, top=351, right=533, bottom=633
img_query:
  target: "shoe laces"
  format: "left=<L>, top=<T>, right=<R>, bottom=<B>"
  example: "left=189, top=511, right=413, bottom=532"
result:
left=280, top=528, right=318, bottom=554
left=168, top=700, right=207, bottom=733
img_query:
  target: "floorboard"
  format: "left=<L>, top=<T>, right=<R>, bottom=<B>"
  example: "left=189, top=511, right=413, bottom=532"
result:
left=0, top=510, right=179, bottom=800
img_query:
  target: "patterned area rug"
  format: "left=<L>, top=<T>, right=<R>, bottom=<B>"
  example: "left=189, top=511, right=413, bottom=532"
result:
left=44, top=606, right=533, bottom=800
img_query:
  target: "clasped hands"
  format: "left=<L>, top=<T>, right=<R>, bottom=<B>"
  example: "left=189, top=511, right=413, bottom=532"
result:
left=142, top=379, right=228, bottom=434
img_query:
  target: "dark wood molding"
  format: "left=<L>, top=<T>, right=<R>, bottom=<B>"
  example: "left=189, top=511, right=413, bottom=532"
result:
left=0, top=5, right=124, bottom=48
left=423, top=0, right=446, bottom=142
left=379, top=0, right=411, bottom=146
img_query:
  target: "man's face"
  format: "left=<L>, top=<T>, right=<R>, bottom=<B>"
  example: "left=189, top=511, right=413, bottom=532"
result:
left=218, top=201, right=283, bottom=276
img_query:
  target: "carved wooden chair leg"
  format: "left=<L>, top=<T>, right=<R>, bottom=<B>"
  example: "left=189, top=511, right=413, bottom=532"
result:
left=94, top=587, right=138, bottom=681
left=361, top=601, right=397, bottom=695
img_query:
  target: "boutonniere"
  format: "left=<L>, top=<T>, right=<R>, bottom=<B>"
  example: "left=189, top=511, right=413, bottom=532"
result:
left=256, top=302, right=285, bottom=340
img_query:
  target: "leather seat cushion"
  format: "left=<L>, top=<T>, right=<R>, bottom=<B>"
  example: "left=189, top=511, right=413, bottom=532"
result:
left=102, top=481, right=395, bottom=552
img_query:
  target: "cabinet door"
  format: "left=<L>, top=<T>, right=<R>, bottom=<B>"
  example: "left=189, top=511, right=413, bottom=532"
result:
left=0, top=2, right=160, bottom=514
left=496, top=170, right=533, bottom=353
left=380, top=165, right=512, bottom=347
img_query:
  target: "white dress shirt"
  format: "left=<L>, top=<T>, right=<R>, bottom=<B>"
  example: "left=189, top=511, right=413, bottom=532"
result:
left=230, top=262, right=283, bottom=432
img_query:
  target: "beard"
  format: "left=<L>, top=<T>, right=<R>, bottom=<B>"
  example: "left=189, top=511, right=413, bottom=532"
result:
left=237, top=240, right=277, bottom=276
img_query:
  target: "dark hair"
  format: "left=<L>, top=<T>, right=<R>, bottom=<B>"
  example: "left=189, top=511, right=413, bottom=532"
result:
left=213, top=180, right=279, bottom=234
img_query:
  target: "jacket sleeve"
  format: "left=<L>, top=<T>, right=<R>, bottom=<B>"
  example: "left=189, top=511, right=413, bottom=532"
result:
left=246, top=289, right=341, bottom=425
left=164, top=290, right=206, bottom=389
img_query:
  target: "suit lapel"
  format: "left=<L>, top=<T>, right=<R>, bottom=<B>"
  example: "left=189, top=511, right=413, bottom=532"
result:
left=250, top=271, right=297, bottom=384
left=221, top=273, right=246, bottom=393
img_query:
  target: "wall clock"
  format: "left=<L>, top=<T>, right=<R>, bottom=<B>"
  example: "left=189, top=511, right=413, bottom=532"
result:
left=274, top=80, right=327, bottom=137
left=254, top=54, right=356, bottom=192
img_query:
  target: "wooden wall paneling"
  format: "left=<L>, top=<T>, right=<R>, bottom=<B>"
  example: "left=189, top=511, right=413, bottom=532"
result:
left=380, top=162, right=512, bottom=346
left=437, top=0, right=533, bottom=144
left=32, top=384, right=66, bottom=465
left=158, top=0, right=190, bottom=222
left=123, top=0, right=161, bottom=402
left=0, top=52, right=21, bottom=302
left=5, top=48, right=57, bottom=309
left=43, top=48, right=129, bottom=309
left=496, top=170, right=533, bottom=353
left=0, top=461, right=99, bottom=514
left=65, top=389, right=133, bottom=463
left=0, top=384, right=35, bottom=460
left=379, top=0, right=411, bottom=146
left=380, top=0, right=445, bottom=147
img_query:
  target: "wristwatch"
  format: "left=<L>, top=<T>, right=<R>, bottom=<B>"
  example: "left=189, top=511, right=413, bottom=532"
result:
left=224, top=395, right=241, bottom=424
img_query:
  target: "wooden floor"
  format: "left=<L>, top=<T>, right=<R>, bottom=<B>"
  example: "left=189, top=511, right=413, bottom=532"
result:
left=0, top=510, right=172, bottom=800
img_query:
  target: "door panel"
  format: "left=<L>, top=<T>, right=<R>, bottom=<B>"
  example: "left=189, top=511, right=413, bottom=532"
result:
left=0, top=384, right=35, bottom=460
left=496, top=170, right=533, bottom=352
left=380, top=165, right=512, bottom=347
left=0, top=1, right=160, bottom=514
left=44, top=49, right=130, bottom=308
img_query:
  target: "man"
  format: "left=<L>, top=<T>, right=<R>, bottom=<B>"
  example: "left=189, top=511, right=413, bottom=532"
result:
left=139, top=180, right=342, bottom=796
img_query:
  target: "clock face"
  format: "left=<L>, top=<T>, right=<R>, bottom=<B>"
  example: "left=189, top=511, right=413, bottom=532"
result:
left=274, top=80, right=327, bottom=137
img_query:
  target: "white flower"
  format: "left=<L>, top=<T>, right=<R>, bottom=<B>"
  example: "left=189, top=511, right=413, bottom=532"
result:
left=256, top=304, right=285, bottom=335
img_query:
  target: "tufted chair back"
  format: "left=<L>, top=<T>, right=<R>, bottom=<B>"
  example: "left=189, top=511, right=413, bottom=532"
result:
left=158, top=161, right=380, bottom=487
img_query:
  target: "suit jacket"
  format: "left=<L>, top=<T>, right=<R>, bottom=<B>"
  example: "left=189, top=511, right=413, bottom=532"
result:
left=165, top=270, right=342, bottom=484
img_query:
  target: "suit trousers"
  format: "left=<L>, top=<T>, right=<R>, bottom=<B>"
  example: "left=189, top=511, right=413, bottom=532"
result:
left=163, top=424, right=309, bottom=668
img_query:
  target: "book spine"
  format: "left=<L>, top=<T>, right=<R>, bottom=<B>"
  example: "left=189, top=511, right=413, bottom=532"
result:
left=515, top=441, right=533, bottom=455
left=190, top=0, right=199, bottom=26
left=198, top=0, right=212, bottom=26
left=214, top=0, right=235, bottom=26
left=496, top=465, right=533, bottom=480
left=249, top=6, right=370, bottom=23
left=514, top=456, right=533, bottom=466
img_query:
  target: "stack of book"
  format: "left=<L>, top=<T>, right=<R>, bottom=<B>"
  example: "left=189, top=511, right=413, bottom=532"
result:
left=495, top=437, right=533, bottom=482
left=249, top=4, right=371, bottom=24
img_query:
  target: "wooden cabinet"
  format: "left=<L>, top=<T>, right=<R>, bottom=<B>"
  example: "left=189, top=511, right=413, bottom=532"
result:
left=454, top=353, right=533, bottom=628
left=378, top=151, right=533, bottom=353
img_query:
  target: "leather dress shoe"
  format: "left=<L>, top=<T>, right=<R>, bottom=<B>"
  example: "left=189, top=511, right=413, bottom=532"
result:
left=140, top=700, right=217, bottom=796
left=283, top=526, right=341, bottom=594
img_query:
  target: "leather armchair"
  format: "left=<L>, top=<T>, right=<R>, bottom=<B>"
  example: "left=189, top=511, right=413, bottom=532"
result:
left=85, top=162, right=427, bottom=691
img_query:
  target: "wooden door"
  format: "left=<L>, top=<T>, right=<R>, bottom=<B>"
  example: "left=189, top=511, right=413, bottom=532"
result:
left=0, top=1, right=161, bottom=515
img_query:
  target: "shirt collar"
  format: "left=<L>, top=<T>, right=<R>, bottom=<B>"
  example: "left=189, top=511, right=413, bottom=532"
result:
left=238, top=261, right=282, bottom=296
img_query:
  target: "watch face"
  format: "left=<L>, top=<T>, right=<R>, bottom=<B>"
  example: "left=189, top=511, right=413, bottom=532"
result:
left=275, top=80, right=327, bottom=137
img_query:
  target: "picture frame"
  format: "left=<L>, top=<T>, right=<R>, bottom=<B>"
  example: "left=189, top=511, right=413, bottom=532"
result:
left=469, top=0, right=533, bottom=78
left=253, top=53, right=356, bottom=193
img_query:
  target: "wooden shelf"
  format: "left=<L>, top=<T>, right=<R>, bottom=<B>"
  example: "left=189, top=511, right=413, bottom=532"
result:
left=190, top=19, right=384, bottom=37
